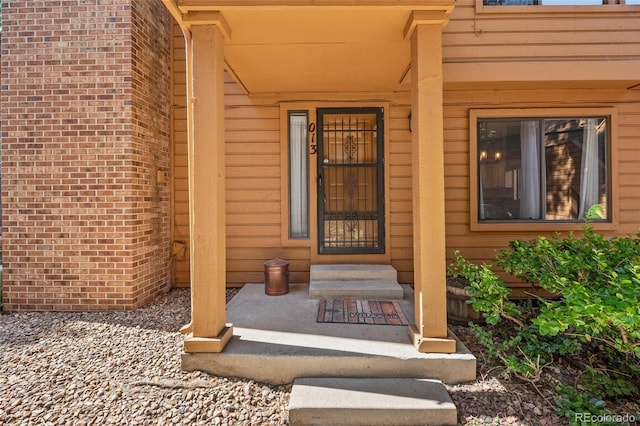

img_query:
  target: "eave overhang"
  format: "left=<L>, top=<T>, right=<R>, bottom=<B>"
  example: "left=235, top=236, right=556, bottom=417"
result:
left=164, top=0, right=454, bottom=94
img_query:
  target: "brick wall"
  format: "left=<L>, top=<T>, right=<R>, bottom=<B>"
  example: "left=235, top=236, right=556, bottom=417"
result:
left=0, top=0, right=172, bottom=311
left=129, top=0, right=172, bottom=306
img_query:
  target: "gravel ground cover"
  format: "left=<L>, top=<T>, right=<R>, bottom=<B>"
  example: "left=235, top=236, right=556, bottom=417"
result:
left=0, top=288, right=289, bottom=425
left=449, top=324, right=639, bottom=426
left=1, top=287, right=613, bottom=425
left=447, top=325, right=566, bottom=426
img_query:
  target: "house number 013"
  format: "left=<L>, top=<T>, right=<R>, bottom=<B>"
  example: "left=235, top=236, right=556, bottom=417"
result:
left=308, top=123, right=317, bottom=155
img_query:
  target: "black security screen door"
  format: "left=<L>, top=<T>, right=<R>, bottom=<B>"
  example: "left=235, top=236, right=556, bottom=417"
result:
left=317, top=108, right=385, bottom=254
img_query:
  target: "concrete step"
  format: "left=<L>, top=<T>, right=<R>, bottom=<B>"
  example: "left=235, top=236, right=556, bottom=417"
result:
left=309, top=264, right=403, bottom=299
left=310, top=264, right=397, bottom=282
left=308, top=280, right=404, bottom=300
left=288, top=377, right=458, bottom=426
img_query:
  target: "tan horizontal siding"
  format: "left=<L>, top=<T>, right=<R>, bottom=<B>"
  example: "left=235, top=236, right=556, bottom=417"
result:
left=443, top=87, right=640, bottom=277
left=449, top=6, right=638, bottom=32
left=171, top=19, right=639, bottom=292
left=171, top=25, right=189, bottom=287
left=172, top=84, right=417, bottom=286
left=387, top=106, right=414, bottom=284
left=446, top=0, right=640, bottom=64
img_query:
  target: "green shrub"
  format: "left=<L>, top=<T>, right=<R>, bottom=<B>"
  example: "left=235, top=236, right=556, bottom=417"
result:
left=496, top=227, right=640, bottom=359
left=449, top=226, right=640, bottom=419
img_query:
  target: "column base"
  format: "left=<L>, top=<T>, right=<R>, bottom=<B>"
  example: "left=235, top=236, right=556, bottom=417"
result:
left=183, top=324, right=234, bottom=353
left=408, top=324, right=456, bottom=353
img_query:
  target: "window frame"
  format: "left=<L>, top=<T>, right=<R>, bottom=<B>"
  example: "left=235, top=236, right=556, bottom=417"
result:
left=286, top=110, right=311, bottom=240
left=281, top=105, right=314, bottom=247
left=469, top=108, right=619, bottom=232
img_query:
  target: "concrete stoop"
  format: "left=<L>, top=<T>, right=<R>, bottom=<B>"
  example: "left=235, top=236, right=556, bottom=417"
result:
left=288, top=377, right=458, bottom=426
left=182, top=283, right=477, bottom=385
left=309, top=264, right=404, bottom=300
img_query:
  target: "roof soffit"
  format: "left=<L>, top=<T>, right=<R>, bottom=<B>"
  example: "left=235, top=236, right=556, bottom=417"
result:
left=172, top=0, right=454, bottom=94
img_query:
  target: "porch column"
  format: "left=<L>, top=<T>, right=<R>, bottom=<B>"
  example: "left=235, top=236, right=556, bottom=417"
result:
left=183, top=22, right=233, bottom=353
left=405, top=12, right=456, bottom=353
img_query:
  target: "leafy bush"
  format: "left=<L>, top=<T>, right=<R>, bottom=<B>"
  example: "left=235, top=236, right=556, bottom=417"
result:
left=449, top=226, right=640, bottom=420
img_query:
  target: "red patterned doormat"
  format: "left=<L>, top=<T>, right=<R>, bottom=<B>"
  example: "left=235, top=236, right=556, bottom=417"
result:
left=317, top=299, right=409, bottom=325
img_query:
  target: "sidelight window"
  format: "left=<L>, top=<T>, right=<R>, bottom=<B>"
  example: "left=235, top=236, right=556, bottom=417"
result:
left=288, top=111, right=310, bottom=239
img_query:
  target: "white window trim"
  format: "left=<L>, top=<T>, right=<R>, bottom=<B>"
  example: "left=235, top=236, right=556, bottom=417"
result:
left=469, top=107, right=619, bottom=232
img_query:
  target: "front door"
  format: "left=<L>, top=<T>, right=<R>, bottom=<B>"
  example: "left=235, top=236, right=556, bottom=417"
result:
left=317, top=108, right=385, bottom=254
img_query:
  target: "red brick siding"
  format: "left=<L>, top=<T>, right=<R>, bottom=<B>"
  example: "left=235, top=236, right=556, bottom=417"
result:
left=1, top=0, right=172, bottom=311
left=130, top=0, right=172, bottom=305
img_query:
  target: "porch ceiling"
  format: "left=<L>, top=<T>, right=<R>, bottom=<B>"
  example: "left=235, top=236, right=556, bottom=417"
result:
left=172, top=1, right=454, bottom=94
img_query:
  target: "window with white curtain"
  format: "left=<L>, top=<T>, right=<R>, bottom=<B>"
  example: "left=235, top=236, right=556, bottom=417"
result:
left=477, top=117, right=609, bottom=222
left=288, top=111, right=310, bottom=238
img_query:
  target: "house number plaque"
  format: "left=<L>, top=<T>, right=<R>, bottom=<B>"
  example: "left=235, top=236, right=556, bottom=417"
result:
left=308, top=123, right=317, bottom=155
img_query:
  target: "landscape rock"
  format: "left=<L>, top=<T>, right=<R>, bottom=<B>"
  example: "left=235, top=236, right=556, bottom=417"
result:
left=2, top=287, right=594, bottom=425
left=0, top=289, right=289, bottom=425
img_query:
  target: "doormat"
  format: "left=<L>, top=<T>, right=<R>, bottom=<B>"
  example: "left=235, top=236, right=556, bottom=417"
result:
left=316, top=299, right=409, bottom=325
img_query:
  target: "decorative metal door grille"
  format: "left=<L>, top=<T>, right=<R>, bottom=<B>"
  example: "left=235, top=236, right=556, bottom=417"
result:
left=317, top=108, right=385, bottom=254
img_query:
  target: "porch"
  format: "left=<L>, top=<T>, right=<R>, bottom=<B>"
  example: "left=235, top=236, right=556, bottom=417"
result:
left=182, top=282, right=476, bottom=385
left=163, top=0, right=459, bottom=357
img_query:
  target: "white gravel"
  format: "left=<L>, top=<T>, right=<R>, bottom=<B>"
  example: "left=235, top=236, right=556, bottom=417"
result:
left=0, top=288, right=290, bottom=425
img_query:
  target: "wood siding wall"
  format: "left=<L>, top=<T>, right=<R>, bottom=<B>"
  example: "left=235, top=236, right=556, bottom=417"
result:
left=171, top=25, right=415, bottom=287
left=171, top=26, right=189, bottom=287
left=170, top=3, right=640, bottom=288
left=445, top=0, right=639, bottom=66
left=440, top=0, right=640, bottom=290
left=443, top=88, right=639, bottom=290
left=223, top=88, right=309, bottom=286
